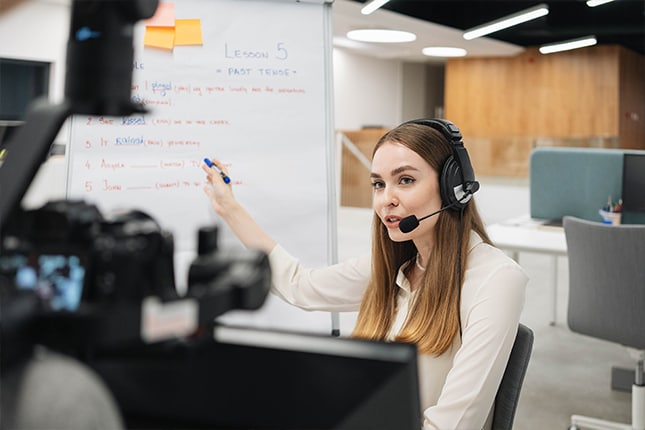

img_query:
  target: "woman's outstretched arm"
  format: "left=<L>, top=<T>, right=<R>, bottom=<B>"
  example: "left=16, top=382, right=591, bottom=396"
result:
left=202, top=158, right=276, bottom=254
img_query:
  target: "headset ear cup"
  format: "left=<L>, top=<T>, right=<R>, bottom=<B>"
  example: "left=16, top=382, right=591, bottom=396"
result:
left=440, top=156, right=465, bottom=210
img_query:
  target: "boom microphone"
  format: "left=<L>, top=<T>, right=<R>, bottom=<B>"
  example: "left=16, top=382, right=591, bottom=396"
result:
left=398, top=181, right=480, bottom=233
left=398, top=206, right=453, bottom=233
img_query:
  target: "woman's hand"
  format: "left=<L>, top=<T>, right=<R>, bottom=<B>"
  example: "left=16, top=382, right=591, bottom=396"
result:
left=202, top=157, right=235, bottom=217
left=201, top=157, right=277, bottom=253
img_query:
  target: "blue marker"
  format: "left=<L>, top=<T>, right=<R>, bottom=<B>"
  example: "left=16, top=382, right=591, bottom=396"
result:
left=204, top=158, right=231, bottom=184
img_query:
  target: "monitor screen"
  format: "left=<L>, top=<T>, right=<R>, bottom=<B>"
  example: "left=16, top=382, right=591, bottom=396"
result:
left=91, top=325, right=422, bottom=429
left=0, top=253, right=86, bottom=312
left=622, top=153, right=645, bottom=213
left=0, top=58, right=50, bottom=122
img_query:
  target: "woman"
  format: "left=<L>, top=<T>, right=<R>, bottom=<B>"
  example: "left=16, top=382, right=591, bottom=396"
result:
left=202, top=119, right=528, bottom=430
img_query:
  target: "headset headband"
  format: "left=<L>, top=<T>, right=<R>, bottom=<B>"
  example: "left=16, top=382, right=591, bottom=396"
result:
left=405, top=118, right=476, bottom=188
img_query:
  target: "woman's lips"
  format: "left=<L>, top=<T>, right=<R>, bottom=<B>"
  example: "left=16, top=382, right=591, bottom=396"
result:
left=383, top=215, right=402, bottom=229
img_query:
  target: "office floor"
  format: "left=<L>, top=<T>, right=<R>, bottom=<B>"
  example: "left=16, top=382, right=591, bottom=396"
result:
left=336, top=176, right=632, bottom=430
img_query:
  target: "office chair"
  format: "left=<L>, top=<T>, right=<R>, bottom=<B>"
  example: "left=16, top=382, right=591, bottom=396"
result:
left=492, top=323, right=534, bottom=430
left=563, top=216, right=645, bottom=430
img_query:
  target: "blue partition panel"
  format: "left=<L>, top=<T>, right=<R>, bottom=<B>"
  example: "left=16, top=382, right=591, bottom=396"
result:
left=530, top=147, right=624, bottom=223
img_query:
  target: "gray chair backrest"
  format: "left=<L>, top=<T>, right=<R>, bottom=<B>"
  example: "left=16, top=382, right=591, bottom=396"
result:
left=492, top=323, right=534, bottom=430
left=563, top=216, right=645, bottom=350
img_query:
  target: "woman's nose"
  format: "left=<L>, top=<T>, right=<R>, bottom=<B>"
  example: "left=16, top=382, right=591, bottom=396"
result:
left=385, top=188, right=399, bottom=206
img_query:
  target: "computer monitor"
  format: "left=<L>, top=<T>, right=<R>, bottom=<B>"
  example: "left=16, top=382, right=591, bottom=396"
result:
left=0, top=58, right=50, bottom=122
left=622, top=153, right=645, bottom=213
left=91, top=325, right=422, bottom=429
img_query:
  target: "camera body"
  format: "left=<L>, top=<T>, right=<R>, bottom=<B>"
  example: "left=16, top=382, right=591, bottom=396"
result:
left=0, top=200, right=271, bottom=368
left=1, top=200, right=178, bottom=311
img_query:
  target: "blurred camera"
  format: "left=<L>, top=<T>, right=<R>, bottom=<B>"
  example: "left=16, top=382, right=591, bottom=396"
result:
left=0, top=200, right=271, bottom=368
left=1, top=200, right=178, bottom=312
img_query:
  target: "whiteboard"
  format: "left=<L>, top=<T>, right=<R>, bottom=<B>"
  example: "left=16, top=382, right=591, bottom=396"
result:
left=66, top=0, right=336, bottom=333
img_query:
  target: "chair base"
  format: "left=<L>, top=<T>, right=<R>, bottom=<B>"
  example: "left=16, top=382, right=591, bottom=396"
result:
left=569, top=383, right=645, bottom=430
left=570, top=415, right=631, bottom=430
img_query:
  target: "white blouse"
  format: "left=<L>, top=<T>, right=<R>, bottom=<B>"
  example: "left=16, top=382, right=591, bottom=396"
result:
left=268, top=231, right=528, bottom=430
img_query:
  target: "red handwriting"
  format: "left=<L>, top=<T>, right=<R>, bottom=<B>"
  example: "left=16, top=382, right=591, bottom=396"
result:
left=100, top=159, right=126, bottom=171
left=79, top=178, right=245, bottom=194
left=102, top=180, right=122, bottom=191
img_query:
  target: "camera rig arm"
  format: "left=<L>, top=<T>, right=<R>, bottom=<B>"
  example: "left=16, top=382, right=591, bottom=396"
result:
left=0, top=101, right=71, bottom=231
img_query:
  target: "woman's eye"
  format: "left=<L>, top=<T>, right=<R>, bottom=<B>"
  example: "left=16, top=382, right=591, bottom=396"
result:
left=371, top=181, right=384, bottom=190
left=400, top=177, right=415, bottom=185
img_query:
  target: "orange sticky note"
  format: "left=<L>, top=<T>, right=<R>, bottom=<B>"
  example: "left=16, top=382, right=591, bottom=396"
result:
left=175, top=19, right=203, bottom=46
left=144, top=26, right=175, bottom=50
left=145, top=2, right=175, bottom=27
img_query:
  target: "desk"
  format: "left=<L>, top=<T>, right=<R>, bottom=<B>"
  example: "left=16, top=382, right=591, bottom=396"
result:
left=487, top=214, right=568, bottom=325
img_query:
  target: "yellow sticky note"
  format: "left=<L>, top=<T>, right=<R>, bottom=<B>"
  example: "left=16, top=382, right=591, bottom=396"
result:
left=175, top=19, right=203, bottom=46
left=144, top=26, right=175, bottom=50
left=145, top=2, right=175, bottom=27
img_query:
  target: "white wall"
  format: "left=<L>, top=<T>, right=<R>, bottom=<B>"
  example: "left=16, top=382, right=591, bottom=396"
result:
left=401, top=62, right=427, bottom=121
left=0, top=0, right=70, bottom=102
left=332, top=47, right=406, bottom=130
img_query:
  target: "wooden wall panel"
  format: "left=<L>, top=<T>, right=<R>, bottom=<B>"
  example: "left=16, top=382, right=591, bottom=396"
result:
left=446, top=45, right=621, bottom=138
left=619, top=48, right=645, bottom=149
left=445, top=45, right=644, bottom=176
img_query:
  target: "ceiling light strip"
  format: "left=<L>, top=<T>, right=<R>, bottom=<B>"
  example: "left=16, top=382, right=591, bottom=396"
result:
left=422, top=47, right=467, bottom=57
left=586, top=0, right=615, bottom=7
left=539, top=36, right=597, bottom=54
left=463, top=3, right=549, bottom=40
left=346, top=29, right=416, bottom=43
left=361, top=0, right=391, bottom=15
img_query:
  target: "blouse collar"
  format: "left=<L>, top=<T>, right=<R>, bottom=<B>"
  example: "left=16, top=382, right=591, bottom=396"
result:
left=396, top=259, right=414, bottom=293
left=394, top=231, right=483, bottom=293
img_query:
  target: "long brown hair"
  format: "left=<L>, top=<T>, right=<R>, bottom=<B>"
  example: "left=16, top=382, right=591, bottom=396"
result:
left=352, top=122, right=491, bottom=355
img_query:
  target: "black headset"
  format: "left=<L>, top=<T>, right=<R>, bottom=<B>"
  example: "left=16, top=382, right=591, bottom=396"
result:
left=404, top=118, right=480, bottom=210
